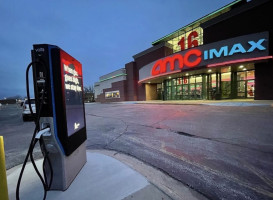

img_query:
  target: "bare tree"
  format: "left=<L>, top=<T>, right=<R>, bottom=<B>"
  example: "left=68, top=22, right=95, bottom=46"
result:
left=84, top=85, right=95, bottom=102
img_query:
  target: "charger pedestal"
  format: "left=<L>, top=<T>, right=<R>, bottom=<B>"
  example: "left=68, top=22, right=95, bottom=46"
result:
left=32, top=44, right=87, bottom=191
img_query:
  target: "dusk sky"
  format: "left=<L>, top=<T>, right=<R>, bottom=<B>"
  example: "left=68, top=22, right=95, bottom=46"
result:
left=0, top=0, right=235, bottom=99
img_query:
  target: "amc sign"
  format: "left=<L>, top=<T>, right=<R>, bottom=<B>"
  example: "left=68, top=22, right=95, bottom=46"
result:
left=151, top=49, right=202, bottom=76
left=143, top=32, right=269, bottom=81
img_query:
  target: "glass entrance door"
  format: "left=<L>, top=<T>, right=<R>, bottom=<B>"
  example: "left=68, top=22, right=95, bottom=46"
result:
left=182, top=84, right=189, bottom=100
left=195, top=76, right=202, bottom=100
left=246, top=71, right=255, bottom=98
left=237, top=81, right=246, bottom=98
left=247, top=80, right=255, bottom=98
left=195, top=83, right=202, bottom=99
left=207, top=73, right=219, bottom=100
left=190, top=84, right=195, bottom=99
left=221, top=72, right=231, bottom=99
left=177, top=84, right=183, bottom=100
left=164, top=75, right=203, bottom=100
left=237, top=70, right=255, bottom=98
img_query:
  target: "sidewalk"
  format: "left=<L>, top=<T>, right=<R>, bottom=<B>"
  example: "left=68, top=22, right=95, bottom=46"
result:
left=111, top=99, right=273, bottom=107
left=7, top=150, right=207, bottom=200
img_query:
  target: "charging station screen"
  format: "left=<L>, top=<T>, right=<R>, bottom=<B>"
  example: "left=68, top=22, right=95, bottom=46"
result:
left=61, top=50, right=85, bottom=137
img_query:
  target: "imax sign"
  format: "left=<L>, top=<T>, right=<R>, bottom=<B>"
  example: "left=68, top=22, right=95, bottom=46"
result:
left=139, top=32, right=269, bottom=82
left=204, top=39, right=266, bottom=60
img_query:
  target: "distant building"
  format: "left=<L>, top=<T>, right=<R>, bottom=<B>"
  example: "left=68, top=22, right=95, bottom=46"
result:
left=95, top=0, right=273, bottom=102
left=94, top=68, right=127, bottom=102
left=0, top=99, right=17, bottom=104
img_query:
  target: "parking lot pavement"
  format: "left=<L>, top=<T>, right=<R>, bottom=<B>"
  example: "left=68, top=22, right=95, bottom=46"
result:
left=2, top=101, right=273, bottom=199
left=0, top=104, right=23, bottom=126
left=0, top=104, right=40, bottom=169
left=85, top=102, right=273, bottom=200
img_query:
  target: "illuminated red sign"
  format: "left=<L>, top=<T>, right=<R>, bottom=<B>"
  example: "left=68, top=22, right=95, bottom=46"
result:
left=142, top=32, right=269, bottom=82
left=151, top=49, right=202, bottom=76
left=178, top=31, right=199, bottom=51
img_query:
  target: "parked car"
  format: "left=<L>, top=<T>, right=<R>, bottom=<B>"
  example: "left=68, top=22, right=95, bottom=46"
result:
left=22, top=99, right=36, bottom=121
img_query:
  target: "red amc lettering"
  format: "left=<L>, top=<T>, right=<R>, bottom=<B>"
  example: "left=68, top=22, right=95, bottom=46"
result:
left=161, top=54, right=183, bottom=73
left=184, top=49, right=202, bottom=67
left=151, top=54, right=183, bottom=76
left=151, top=59, right=163, bottom=76
left=151, top=49, right=202, bottom=76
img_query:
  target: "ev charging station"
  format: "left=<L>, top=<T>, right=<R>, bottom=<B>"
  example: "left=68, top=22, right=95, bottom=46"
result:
left=31, top=44, right=87, bottom=190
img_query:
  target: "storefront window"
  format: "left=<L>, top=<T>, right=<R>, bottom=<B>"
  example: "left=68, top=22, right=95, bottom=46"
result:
left=189, top=76, right=195, bottom=84
left=196, top=76, right=202, bottom=83
left=105, top=92, right=112, bottom=99
left=161, top=67, right=254, bottom=101
left=177, top=85, right=182, bottom=96
left=246, top=71, right=255, bottom=80
left=166, top=27, right=203, bottom=53
left=183, top=77, right=189, bottom=84
left=237, top=72, right=246, bottom=81
left=221, top=72, right=231, bottom=82
left=221, top=66, right=231, bottom=73
left=105, top=90, right=120, bottom=99
left=211, top=74, right=217, bottom=88
left=211, top=74, right=216, bottom=88
left=177, top=78, right=182, bottom=85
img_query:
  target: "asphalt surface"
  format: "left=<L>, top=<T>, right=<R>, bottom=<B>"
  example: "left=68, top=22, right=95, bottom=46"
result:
left=0, top=104, right=40, bottom=169
left=2, top=102, right=273, bottom=199
left=85, top=102, right=273, bottom=200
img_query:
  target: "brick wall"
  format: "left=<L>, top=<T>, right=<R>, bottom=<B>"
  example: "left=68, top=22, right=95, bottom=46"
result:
left=95, top=80, right=127, bottom=103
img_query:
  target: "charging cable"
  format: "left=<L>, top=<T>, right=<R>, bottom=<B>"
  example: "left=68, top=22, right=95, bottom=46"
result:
left=35, top=128, right=51, bottom=139
left=16, top=61, right=53, bottom=200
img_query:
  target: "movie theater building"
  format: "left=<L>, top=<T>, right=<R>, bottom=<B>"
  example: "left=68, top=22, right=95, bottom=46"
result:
left=94, top=0, right=273, bottom=102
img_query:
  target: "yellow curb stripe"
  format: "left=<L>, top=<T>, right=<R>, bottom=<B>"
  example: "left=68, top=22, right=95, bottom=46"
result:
left=0, top=136, right=9, bottom=200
